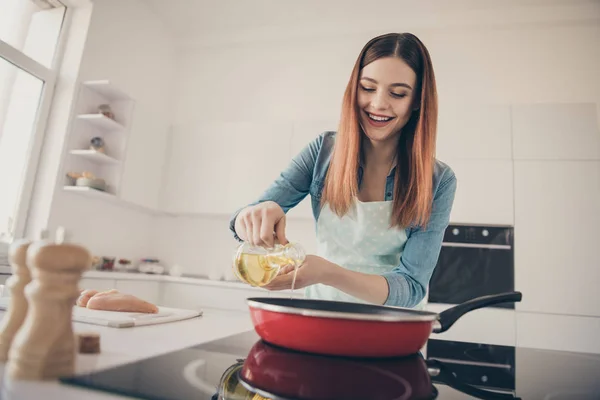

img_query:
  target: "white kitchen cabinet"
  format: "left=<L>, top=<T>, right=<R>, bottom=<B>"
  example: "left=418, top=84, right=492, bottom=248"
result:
left=0, top=274, right=10, bottom=296
left=160, top=282, right=258, bottom=311
left=161, top=123, right=234, bottom=214
left=516, top=311, right=600, bottom=354
left=159, top=279, right=304, bottom=312
left=425, top=303, right=516, bottom=347
left=444, top=159, right=514, bottom=225
left=437, top=103, right=512, bottom=160
left=162, top=122, right=293, bottom=215
left=514, top=161, right=600, bottom=317
left=115, top=280, right=161, bottom=304
left=224, top=122, right=293, bottom=213
left=512, top=103, right=600, bottom=160
left=79, top=278, right=116, bottom=291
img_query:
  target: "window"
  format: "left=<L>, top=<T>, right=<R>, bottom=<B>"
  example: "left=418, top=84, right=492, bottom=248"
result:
left=0, top=0, right=67, bottom=249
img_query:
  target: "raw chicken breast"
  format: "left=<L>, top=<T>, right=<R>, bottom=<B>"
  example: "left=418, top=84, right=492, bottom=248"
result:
left=76, top=289, right=99, bottom=307
left=86, top=291, right=159, bottom=314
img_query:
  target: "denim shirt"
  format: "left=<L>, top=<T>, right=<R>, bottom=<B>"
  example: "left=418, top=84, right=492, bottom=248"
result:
left=229, top=131, right=457, bottom=308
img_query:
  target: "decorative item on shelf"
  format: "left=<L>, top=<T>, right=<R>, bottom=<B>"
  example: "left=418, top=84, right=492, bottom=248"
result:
left=97, top=104, right=115, bottom=120
left=138, top=258, right=165, bottom=275
left=90, top=137, right=105, bottom=153
left=115, top=258, right=132, bottom=272
left=91, top=256, right=102, bottom=270
left=66, top=171, right=106, bottom=192
left=99, top=257, right=115, bottom=271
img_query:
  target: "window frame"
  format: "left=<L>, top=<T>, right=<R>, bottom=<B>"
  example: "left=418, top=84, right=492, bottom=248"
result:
left=0, top=0, right=72, bottom=243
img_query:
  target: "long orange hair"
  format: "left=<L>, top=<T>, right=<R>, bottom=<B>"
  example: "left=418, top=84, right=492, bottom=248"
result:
left=321, top=33, right=438, bottom=229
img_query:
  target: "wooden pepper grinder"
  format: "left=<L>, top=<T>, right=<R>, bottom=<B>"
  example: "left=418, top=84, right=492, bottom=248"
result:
left=0, top=239, right=33, bottom=362
left=7, top=228, right=91, bottom=380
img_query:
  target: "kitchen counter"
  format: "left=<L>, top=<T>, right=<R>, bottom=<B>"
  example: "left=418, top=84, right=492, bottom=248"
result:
left=1, top=304, right=600, bottom=399
left=52, top=328, right=600, bottom=400
left=0, top=307, right=254, bottom=400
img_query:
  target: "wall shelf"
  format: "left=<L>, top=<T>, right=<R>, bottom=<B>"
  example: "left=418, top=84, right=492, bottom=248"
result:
left=63, top=79, right=135, bottom=204
left=69, top=149, right=120, bottom=165
left=76, top=114, right=125, bottom=132
left=82, top=80, right=132, bottom=101
left=63, top=186, right=166, bottom=216
left=64, top=185, right=116, bottom=199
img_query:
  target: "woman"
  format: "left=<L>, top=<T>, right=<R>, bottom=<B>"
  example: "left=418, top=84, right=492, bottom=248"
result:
left=229, top=32, right=457, bottom=309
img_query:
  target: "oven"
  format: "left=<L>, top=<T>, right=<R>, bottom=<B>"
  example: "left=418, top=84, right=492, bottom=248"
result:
left=428, top=224, right=514, bottom=309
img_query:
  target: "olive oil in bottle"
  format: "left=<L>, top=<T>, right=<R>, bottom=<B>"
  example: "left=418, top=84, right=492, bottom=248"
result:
left=232, top=242, right=305, bottom=288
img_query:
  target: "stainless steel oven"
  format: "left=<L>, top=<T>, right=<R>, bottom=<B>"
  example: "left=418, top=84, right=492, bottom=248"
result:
left=428, top=224, right=514, bottom=309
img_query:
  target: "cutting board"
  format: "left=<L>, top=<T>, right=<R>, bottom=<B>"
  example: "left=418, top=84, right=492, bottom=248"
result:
left=0, top=297, right=202, bottom=328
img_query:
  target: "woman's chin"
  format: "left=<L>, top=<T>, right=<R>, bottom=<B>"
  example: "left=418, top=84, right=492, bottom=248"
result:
left=362, top=126, right=398, bottom=143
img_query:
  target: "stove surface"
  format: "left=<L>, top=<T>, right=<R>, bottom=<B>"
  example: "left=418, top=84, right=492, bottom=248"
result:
left=61, top=330, right=600, bottom=400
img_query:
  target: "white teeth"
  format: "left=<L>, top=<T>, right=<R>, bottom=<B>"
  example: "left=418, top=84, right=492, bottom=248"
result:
left=368, top=113, right=392, bottom=122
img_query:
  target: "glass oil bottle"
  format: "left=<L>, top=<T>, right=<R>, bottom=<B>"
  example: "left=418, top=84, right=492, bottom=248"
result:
left=232, top=242, right=305, bottom=288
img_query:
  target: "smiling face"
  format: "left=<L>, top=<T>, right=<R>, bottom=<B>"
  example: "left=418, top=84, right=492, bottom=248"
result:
left=357, top=57, right=418, bottom=143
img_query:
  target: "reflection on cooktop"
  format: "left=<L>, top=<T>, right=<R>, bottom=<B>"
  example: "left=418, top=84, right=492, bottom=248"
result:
left=60, top=330, right=600, bottom=400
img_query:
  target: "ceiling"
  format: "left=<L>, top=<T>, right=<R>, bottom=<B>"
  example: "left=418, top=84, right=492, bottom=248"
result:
left=144, top=0, right=599, bottom=46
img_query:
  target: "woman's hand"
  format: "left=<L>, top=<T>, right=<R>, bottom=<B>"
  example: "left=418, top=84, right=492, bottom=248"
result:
left=234, top=201, right=288, bottom=248
left=265, top=255, right=391, bottom=305
left=263, top=255, right=336, bottom=291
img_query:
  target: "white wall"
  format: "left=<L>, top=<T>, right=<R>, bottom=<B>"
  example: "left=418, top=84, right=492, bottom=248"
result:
left=47, top=0, right=176, bottom=261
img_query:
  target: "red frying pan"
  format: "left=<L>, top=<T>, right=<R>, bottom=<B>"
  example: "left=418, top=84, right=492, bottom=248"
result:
left=247, top=291, right=521, bottom=358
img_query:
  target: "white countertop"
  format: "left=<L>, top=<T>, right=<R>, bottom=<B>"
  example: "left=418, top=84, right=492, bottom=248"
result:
left=1, top=268, right=298, bottom=295
left=0, top=307, right=254, bottom=399
left=84, top=270, right=256, bottom=289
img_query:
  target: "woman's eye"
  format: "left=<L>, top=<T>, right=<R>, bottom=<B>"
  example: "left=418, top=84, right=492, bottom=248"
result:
left=360, top=86, right=375, bottom=92
left=391, top=92, right=407, bottom=99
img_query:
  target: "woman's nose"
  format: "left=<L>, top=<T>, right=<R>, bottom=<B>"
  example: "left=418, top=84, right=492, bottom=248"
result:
left=370, top=90, right=388, bottom=110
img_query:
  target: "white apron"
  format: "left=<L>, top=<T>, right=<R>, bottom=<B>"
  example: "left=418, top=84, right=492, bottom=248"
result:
left=305, top=199, right=427, bottom=309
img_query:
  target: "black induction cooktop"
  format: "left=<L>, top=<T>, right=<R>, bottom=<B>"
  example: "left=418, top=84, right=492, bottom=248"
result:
left=60, top=330, right=600, bottom=400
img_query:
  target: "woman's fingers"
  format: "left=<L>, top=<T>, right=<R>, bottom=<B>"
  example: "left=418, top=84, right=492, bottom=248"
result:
left=278, top=264, right=297, bottom=275
left=264, top=274, right=293, bottom=290
left=242, top=214, right=253, bottom=246
left=260, top=215, right=275, bottom=249
left=251, top=211, right=263, bottom=247
left=274, top=217, right=288, bottom=245
left=237, top=216, right=248, bottom=242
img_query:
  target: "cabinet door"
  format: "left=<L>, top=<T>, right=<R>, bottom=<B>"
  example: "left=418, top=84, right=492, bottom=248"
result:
left=445, top=159, right=514, bottom=225
left=115, top=280, right=161, bottom=304
left=514, top=161, right=600, bottom=317
left=161, top=123, right=234, bottom=214
left=163, top=122, right=293, bottom=215
left=512, top=103, right=600, bottom=160
left=161, top=282, right=207, bottom=310
left=437, top=103, right=512, bottom=160
left=79, top=278, right=116, bottom=292
left=425, top=303, right=516, bottom=347
left=161, top=282, right=261, bottom=311
left=225, top=122, right=293, bottom=214
left=0, top=274, right=10, bottom=296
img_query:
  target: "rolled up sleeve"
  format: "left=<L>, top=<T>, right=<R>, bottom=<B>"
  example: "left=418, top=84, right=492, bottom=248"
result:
left=382, top=171, right=457, bottom=307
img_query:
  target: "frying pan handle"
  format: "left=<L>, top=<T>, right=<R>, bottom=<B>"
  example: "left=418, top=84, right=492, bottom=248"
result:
left=427, top=359, right=521, bottom=400
left=434, top=292, right=522, bottom=333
